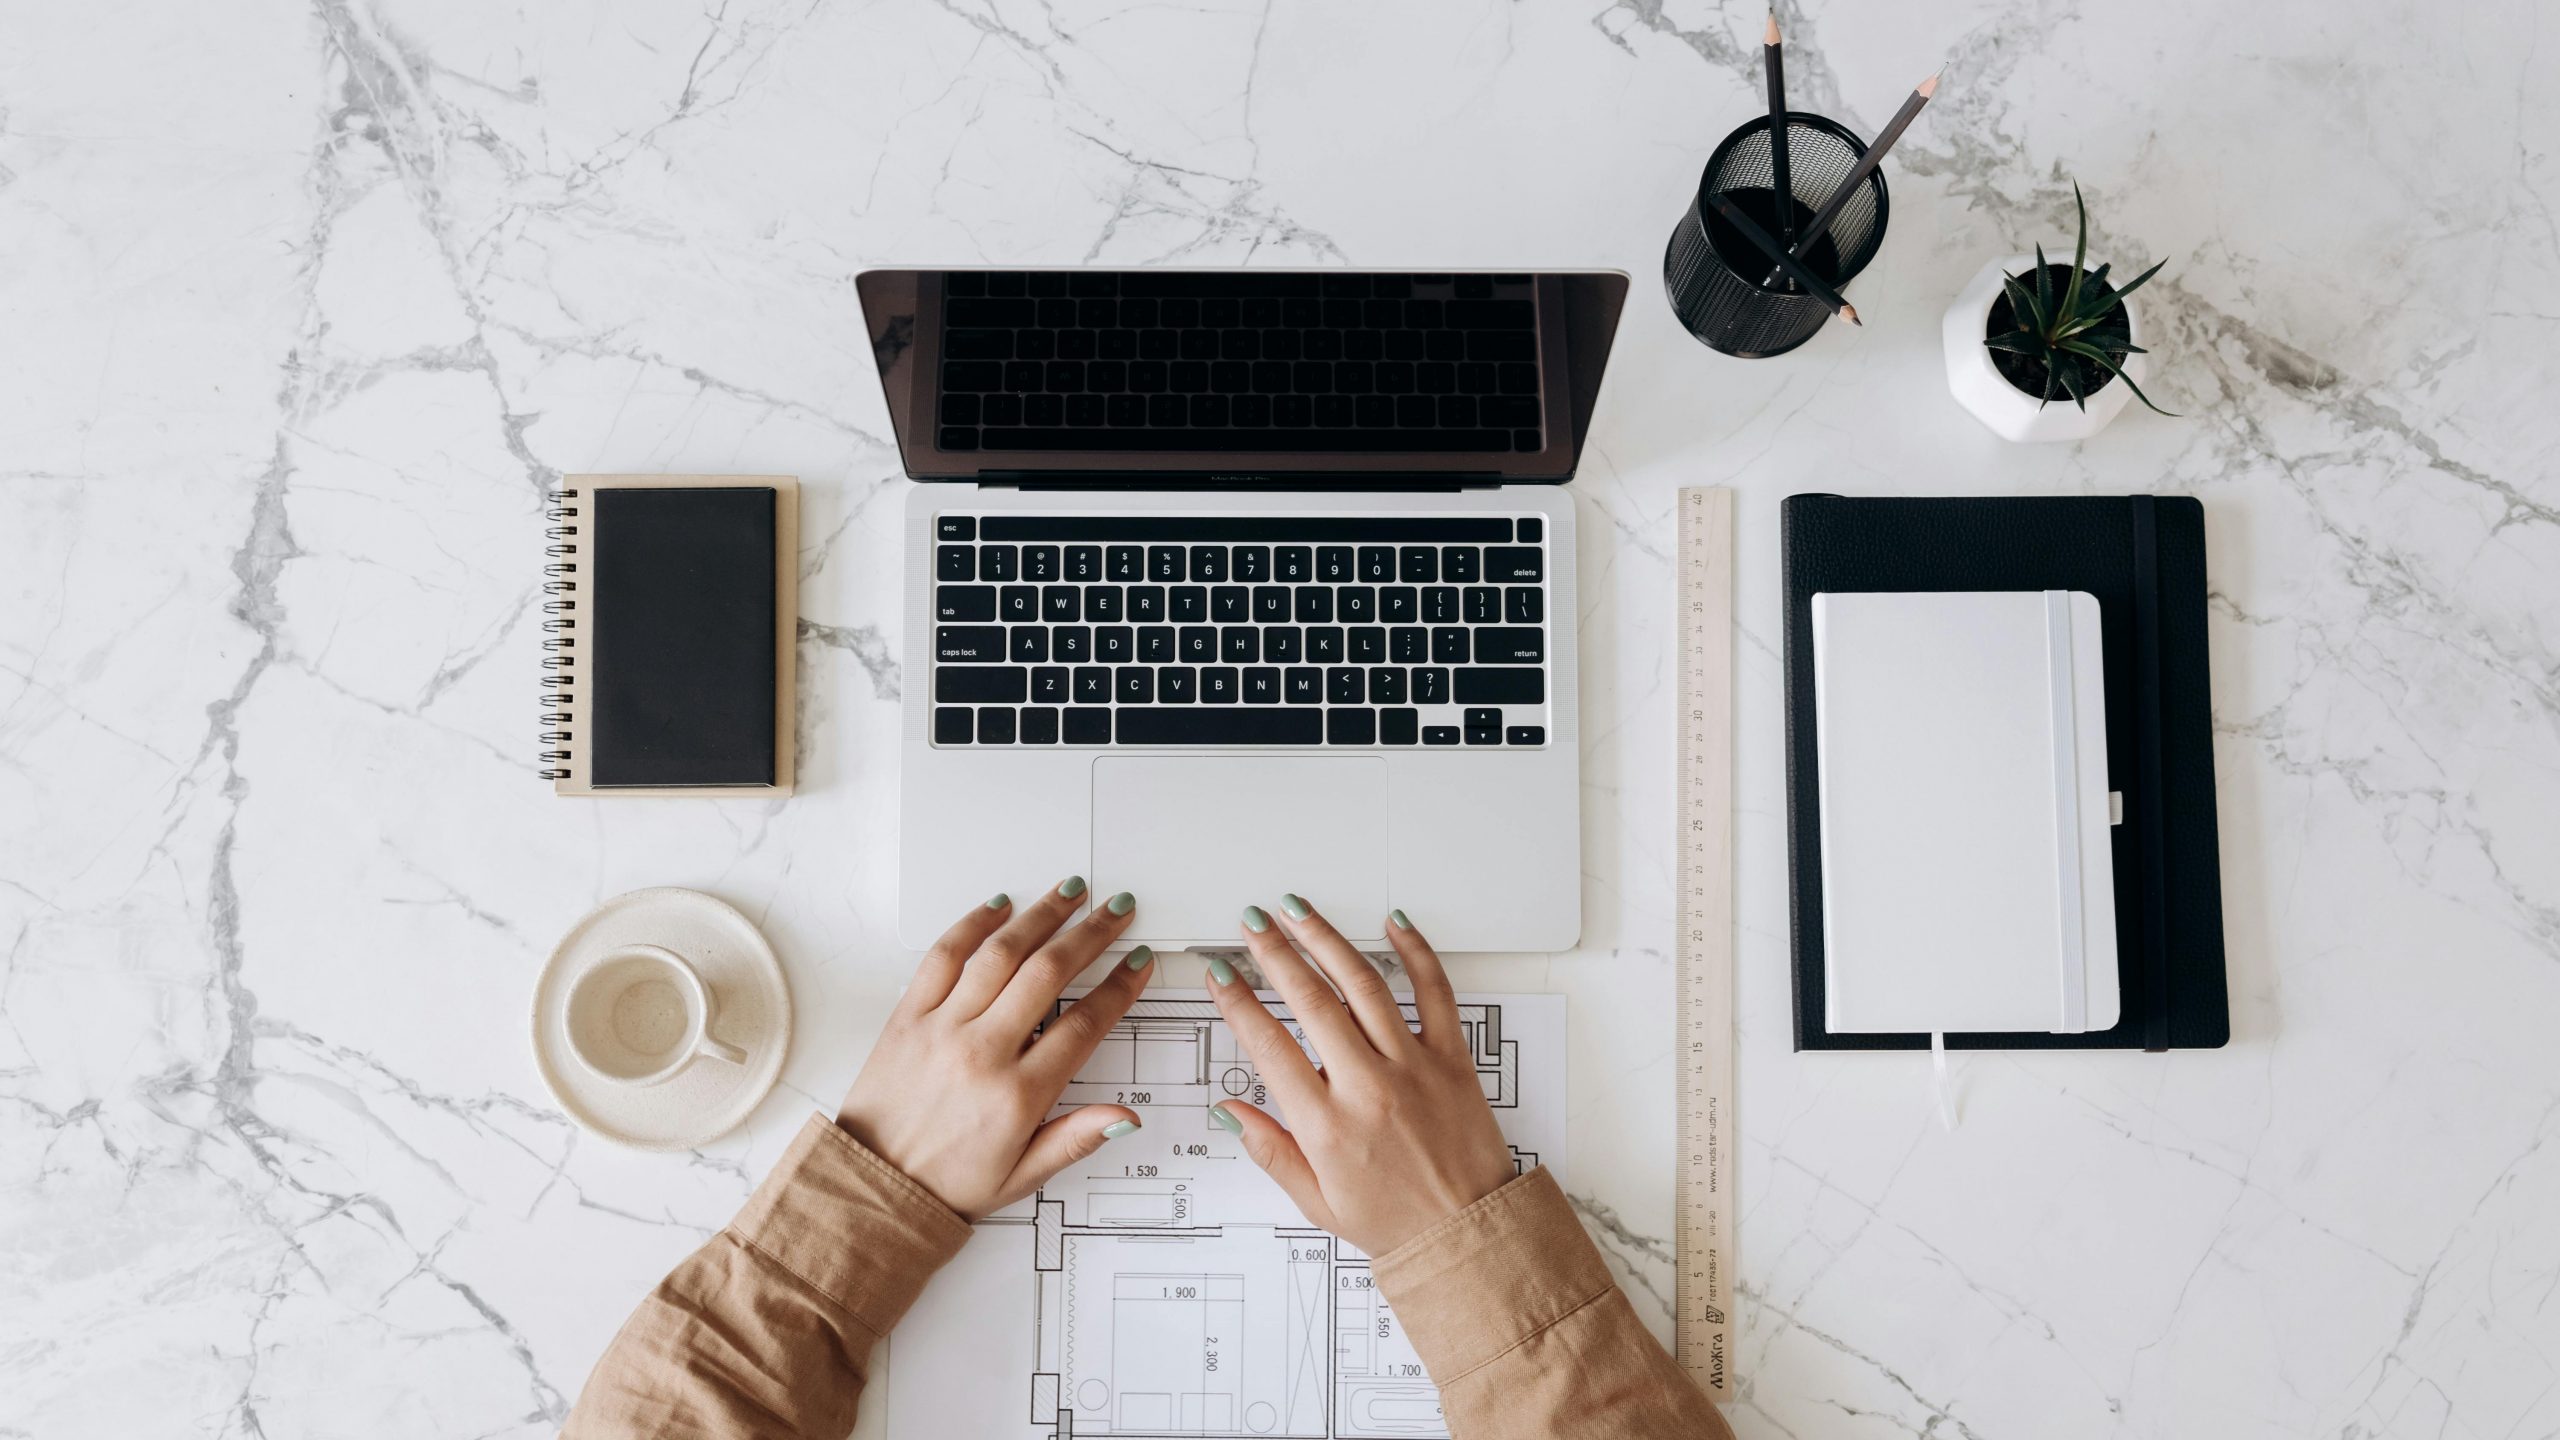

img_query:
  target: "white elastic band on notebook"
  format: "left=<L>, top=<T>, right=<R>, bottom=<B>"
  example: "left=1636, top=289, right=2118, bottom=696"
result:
left=1930, top=1031, right=1958, bottom=1130
left=2045, top=590, right=2087, bottom=1033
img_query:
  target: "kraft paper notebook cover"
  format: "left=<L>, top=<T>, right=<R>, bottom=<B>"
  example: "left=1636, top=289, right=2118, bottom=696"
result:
left=1781, top=493, right=2230, bottom=1052
left=541, top=476, right=798, bottom=797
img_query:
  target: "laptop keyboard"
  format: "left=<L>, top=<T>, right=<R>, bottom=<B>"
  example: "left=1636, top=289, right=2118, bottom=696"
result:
left=933, top=272, right=1545, bottom=453
left=930, top=514, right=1551, bottom=749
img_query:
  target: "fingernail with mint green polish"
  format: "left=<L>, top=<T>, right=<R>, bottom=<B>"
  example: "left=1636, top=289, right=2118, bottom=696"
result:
left=1207, top=954, right=1238, bottom=986
left=1124, top=945, right=1154, bottom=972
left=1279, top=893, right=1311, bottom=920
left=1107, top=891, right=1136, bottom=916
left=1059, top=875, right=1087, bottom=899
left=1210, top=1104, right=1244, bottom=1134
left=1390, top=908, right=1412, bottom=931
left=1102, top=1119, right=1141, bottom=1140
left=986, top=892, right=1011, bottom=910
left=1241, top=905, right=1271, bottom=934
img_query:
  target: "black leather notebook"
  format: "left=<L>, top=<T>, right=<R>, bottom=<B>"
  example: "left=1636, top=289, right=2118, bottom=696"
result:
left=541, top=476, right=798, bottom=795
left=1782, top=493, right=2229, bottom=1051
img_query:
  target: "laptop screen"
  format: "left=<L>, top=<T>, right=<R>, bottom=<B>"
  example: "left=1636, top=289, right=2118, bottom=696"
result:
left=857, top=269, right=1627, bottom=484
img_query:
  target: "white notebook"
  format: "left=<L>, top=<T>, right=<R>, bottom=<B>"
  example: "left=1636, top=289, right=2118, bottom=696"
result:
left=1812, top=591, right=2120, bottom=1034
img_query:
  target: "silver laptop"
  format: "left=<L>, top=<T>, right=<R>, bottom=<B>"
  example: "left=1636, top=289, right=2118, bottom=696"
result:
left=857, top=269, right=1628, bottom=953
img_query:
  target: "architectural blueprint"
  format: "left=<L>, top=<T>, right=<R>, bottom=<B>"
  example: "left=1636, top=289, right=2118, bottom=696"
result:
left=886, top=990, right=1566, bottom=1440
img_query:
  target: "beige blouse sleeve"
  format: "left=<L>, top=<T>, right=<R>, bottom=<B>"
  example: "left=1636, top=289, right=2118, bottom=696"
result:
left=560, top=1113, right=970, bottom=1440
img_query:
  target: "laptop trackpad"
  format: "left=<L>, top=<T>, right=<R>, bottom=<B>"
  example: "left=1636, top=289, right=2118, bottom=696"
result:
left=1093, top=756, right=1389, bottom=943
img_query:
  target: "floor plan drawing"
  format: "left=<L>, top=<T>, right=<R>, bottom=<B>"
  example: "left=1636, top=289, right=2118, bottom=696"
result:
left=886, top=991, right=1566, bottom=1440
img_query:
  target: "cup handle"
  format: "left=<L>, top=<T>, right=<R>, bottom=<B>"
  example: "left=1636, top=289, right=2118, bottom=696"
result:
left=698, top=1032, right=749, bottom=1066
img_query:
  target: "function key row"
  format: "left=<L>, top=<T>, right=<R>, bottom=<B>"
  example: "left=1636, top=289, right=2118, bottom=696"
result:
left=941, top=515, right=1540, bottom=543
left=934, top=543, right=1544, bottom=585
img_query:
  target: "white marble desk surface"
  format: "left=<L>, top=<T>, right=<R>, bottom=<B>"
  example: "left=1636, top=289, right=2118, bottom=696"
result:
left=4, top=2, right=2556, bottom=1436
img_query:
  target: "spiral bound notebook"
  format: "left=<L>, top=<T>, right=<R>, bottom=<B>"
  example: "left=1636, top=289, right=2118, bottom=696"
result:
left=541, top=475, right=798, bottom=797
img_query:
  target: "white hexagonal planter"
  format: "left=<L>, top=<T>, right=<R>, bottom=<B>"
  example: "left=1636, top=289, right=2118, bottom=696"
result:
left=1943, top=253, right=2147, bottom=444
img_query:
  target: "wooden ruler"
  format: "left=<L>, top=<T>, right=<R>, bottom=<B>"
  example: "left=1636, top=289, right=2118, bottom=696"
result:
left=1674, top=486, right=1737, bottom=1398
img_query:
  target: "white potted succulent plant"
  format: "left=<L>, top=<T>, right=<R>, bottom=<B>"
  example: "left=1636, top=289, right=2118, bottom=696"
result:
left=1943, top=184, right=2174, bottom=443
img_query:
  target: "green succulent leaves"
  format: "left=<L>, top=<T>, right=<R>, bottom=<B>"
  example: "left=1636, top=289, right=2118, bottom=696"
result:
left=1993, top=183, right=2177, bottom=416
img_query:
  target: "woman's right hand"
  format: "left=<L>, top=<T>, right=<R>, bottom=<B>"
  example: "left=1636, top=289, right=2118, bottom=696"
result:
left=1201, top=896, right=1520, bottom=1256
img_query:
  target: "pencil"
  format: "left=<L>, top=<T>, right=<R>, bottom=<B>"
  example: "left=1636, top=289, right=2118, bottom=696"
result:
left=1763, top=72, right=1939, bottom=287
left=1764, top=11, right=1795, bottom=246
left=1711, top=192, right=1860, bottom=325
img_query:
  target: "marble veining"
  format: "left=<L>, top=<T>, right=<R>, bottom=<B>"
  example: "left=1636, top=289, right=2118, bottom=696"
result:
left=3, top=0, right=2556, bottom=1436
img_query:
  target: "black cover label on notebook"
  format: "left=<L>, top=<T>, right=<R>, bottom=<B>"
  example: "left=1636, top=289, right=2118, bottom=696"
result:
left=590, top=487, right=778, bottom=787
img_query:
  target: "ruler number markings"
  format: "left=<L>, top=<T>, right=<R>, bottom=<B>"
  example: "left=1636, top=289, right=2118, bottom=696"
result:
left=1673, top=486, right=1735, bottom=1398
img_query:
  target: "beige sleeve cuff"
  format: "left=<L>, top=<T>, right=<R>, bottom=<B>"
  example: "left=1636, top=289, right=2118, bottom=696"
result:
left=730, top=1113, right=977, bottom=1340
left=1369, top=1166, right=1615, bottom=1383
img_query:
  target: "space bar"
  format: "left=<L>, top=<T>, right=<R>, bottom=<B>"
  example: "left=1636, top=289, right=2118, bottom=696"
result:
left=1115, top=708, right=1324, bottom=744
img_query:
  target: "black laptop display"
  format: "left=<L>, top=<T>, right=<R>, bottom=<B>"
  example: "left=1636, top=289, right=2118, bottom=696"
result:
left=859, top=270, right=1627, bottom=483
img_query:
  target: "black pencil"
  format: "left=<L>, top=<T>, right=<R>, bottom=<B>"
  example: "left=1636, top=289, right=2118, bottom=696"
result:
left=1763, top=73, right=1939, bottom=287
left=1711, top=192, right=1859, bottom=325
left=1764, top=11, right=1795, bottom=246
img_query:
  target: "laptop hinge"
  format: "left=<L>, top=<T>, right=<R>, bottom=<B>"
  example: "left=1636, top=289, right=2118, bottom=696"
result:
left=977, top=472, right=1505, bottom=493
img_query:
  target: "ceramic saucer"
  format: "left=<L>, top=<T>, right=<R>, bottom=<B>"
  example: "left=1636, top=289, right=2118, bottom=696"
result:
left=532, top=887, right=792, bottom=1151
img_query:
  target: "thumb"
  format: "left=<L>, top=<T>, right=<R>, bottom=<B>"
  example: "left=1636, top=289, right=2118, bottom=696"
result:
left=1213, top=1101, right=1333, bottom=1231
left=998, top=1104, right=1140, bottom=1204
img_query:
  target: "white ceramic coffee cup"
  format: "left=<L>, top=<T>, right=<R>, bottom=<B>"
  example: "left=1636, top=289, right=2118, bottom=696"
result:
left=564, top=944, right=748, bottom=1085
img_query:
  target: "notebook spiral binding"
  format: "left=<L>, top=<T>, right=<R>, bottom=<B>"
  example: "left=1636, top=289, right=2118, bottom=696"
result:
left=539, top=487, right=580, bottom=779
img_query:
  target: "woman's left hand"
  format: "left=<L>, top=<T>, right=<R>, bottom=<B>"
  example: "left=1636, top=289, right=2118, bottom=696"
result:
left=837, top=879, right=1155, bottom=1220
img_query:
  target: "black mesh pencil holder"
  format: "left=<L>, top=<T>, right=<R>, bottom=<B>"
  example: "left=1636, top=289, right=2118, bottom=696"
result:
left=1664, top=112, right=1889, bottom=358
